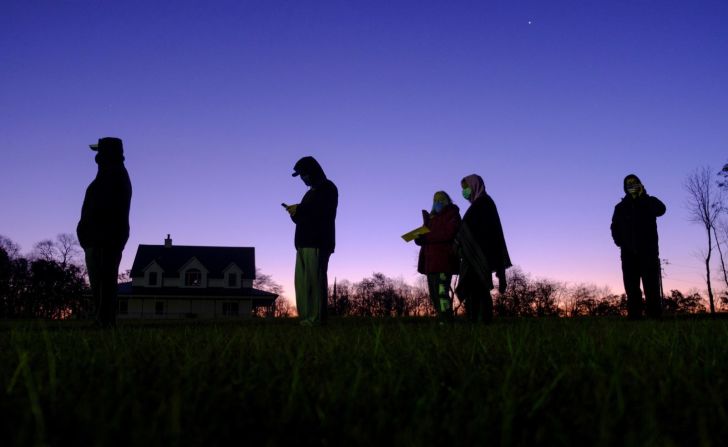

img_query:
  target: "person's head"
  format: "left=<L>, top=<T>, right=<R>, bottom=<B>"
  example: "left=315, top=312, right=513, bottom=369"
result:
left=292, top=156, right=326, bottom=187
left=623, top=174, right=644, bottom=198
left=90, top=137, right=124, bottom=166
left=431, top=191, right=452, bottom=214
left=460, top=174, right=485, bottom=203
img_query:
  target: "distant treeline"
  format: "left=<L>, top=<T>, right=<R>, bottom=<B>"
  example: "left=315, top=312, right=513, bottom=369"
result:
left=0, top=234, right=724, bottom=320
left=0, top=234, right=89, bottom=319
left=326, top=269, right=719, bottom=318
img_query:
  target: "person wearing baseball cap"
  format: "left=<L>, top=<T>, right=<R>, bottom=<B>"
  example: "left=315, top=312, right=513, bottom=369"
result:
left=77, top=137, right=132, bottom=327
left=284, top=156, right=338, bottom=326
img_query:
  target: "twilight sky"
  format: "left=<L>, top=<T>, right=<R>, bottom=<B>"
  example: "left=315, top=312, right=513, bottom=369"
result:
left=1, top=0, right=726, bottom=302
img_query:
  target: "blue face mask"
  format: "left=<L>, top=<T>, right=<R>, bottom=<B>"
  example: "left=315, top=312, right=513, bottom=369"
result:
left=462, top=187, right=472, bottom=200
left=432, top=202, right=445, bottom=213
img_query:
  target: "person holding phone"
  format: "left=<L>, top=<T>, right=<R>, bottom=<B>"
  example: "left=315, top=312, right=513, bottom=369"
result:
left=611, top=174, right=666, bottom=319
left=284, top=156, right=338, bottom=326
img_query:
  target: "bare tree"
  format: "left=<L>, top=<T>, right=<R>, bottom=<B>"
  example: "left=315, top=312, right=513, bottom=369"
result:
left=33, top=239, right=56, bottom=262
left=713, top=163, right=728, bottom=290
left=713, top=222, right=728, bottom=290
left=56, top=233, right=81, bottom=266
left=717, top=162, right=728, bottom=189
left=31, top=234, right=82, bottom=267
left=0, top=235, right=21, bottom=259
left=252, top=268, right=288, bottom=317
left=253, top=268, right=284, bottom=296
left=685, top=167, right=724, bottom=314
left=271, top=297, right=294, bottom=318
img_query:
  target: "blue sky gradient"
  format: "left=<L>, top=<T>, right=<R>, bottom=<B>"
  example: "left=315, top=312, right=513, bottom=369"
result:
left=2, top=0, right=726, bottom=300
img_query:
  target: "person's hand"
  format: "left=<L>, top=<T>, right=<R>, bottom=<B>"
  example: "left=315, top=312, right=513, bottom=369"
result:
left=422, top=209, right=430, bottom=225
left=286, top=204, right=299, bottom=216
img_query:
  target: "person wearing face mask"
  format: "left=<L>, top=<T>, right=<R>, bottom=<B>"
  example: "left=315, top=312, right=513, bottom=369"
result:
left=455, top=174, right=511, bottom=323
left=611, top=174, right=666, bottom=319
left=415, top=191, right=461, bottom=322
left=285, top=156, right=338, bottom=326
left=77, top=137, right=132, bottom=328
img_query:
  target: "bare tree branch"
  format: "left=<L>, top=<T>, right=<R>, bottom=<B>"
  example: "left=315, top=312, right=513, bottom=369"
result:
left=684, top=166, right=724, bottom=314
left=0, top=235, right=21, bottom=259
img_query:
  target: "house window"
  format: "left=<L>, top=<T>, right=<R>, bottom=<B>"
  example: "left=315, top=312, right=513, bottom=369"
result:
left=155, top=301, right=165, bottom=315
left=118, top=299, right=128, bottom=315
left=185, top=269, right=202, bottom=287
left=149, top=272, right=158, bottom=286
left=228, top=273, right=237, bottom=287
left=222, top=302, right=239, bottom=316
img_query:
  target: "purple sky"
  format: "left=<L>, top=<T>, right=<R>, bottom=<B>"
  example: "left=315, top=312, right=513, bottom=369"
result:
left=2, top=0, right=727, bottom=302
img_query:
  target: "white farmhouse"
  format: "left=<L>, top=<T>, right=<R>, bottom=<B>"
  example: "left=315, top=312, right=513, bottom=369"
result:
left=118, top=235, right=277, bottom=319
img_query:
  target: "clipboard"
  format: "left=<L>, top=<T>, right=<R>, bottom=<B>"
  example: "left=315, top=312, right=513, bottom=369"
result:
left=401, top=225, right=430, bottom=242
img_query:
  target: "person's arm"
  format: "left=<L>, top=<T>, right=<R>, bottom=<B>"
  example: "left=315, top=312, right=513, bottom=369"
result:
left=291, top=183, right=336, bottom=223
left=648, top=196, right=666, bottom=217
left=610, top=206, right=622, bottom=247
left=290, top=191, right=315, bottom=224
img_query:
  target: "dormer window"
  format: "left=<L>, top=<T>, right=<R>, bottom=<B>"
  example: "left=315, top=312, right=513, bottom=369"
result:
left=185, top=269, right=202, bottom=287
left=228, top=273, right=237, bottom=287
left=149, top=272, right=158, bottom=286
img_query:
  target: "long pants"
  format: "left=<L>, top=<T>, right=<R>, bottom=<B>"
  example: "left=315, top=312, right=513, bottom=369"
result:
left=85, top=246, right=123, bottom=326
left=621, top=249, right=662, bottom=318
left=295, top=248, right=330, bottom=325
left=427, top=273, right=453, bottom=321
left=459, top=273, right=493, bottom=323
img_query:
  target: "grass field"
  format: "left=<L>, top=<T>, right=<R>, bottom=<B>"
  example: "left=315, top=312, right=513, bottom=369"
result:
left=2, top=317, right=727, bottom=446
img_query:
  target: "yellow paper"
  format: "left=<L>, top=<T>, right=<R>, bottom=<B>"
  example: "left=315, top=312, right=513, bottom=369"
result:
left=401, top=225, right=430, bottom=242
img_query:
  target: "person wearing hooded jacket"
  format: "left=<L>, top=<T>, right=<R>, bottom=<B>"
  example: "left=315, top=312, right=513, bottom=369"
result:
left=285, top=156, right=338, bottom=326
left=455, top=174, right=511, bottom=323
left=415, top=191, right=461, bottom=322
left=611, top=174, right=666, bottom=319
left=77, top=137, right=132, bottom=327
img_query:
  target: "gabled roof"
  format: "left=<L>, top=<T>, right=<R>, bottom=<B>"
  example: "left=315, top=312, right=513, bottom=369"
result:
left=129, top=245, right=256, bottom=279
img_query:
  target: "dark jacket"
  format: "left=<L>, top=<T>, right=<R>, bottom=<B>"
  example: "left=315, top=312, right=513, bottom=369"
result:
left=460, top=194, right=511, bottom=272
left=291, top=157, right=338, bottom=253
left=76, top=153, right=132, bottom=250
left=611, top=193, right=666, bottom=255
left=416, top=204, right=461, bottom=275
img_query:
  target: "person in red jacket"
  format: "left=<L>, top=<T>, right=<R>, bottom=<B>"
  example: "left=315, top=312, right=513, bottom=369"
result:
left=415, top=191, right=461, bottom=322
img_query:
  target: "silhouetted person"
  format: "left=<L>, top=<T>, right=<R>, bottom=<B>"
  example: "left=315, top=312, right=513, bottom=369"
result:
left=77, top=137, right=132, bottom=327
left=455, top=174, right=511, bottom=323
left=415, top=191, right=461, bottom=323
left=611, top=174, right=666, bottom=319
left=285, top=156, right=338, bottom=326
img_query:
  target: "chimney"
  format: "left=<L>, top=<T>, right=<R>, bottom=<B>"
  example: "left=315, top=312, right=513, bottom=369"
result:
left=164, top=234, right=172, bottom=248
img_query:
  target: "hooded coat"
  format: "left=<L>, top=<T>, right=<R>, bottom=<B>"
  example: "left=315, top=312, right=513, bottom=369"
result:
left=416, top=203, right=461, bottom=274
left=291, top=156, right=338, bottom=253
left=76, top=150, right=132, bottom=250
left=610, top=174, right=666, bottom=255
left=459, top=175, right=512, bottom=273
